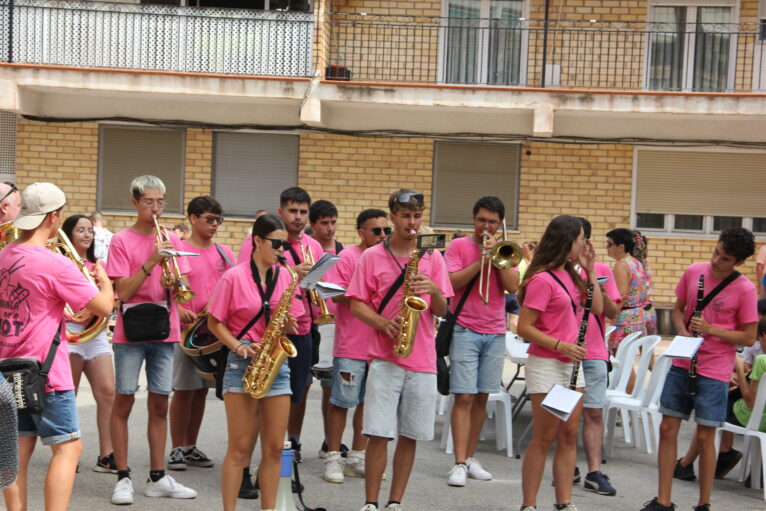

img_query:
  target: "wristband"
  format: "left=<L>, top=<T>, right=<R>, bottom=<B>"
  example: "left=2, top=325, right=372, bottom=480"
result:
left=554, top=339, right=560, bottom=351
left=141, top=264, right=151, bottom=277
left=235, top=343, right=244, bottom=355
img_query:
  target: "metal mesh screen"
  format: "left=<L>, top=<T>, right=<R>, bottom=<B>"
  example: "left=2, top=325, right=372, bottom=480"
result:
left=0, top=380, right=18, bottom=490
left=0, top=112, right=16, bottom=176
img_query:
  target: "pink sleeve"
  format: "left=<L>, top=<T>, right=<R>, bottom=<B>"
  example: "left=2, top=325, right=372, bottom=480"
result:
left=345, top=254, right=371, bottom=303
left=170, top=233, right=190, bottom=274
left=523, top=274, right=553, bottom=312
left=603, top=269, right=621, bottom=303
left=431, top=251, right=455, bottom=299
left=106, top=236, right=130, bottom=278
left=238, top=236, right=253, bottom=265
left=57, top=259, right=99, bottom=311
left=443, top=240, right=463, bottom=273
left=208, top=275, right=234, bottom=324
left=737, top=286, right=759, bottom=326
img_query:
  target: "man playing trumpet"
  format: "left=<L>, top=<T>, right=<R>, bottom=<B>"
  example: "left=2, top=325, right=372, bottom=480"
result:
left=443, top=196, right=519, bottom=487
left=106, top=176, right=197, bottom=505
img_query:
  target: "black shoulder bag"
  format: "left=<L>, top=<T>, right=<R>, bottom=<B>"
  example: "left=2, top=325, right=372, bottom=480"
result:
left=214, top=264, right=281, bottom=400
left=121, top=290, right=172, bottom=342
left=0, top=326, right=62, bottom=415
left=215, top=243, right=235, bottom=269
left=436, top=274, right=479, bottom=358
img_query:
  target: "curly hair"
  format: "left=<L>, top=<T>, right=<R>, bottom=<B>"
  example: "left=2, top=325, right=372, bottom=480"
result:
left=718, top=227, right=756, bottom=262
left=631, top=230, right=648, bottom=267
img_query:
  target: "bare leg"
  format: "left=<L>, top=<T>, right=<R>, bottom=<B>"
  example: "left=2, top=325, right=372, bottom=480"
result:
left=657, top=415, right=682, bottom=507
left=365, top=436, right=389, bottom=503
left=327, top=402, right=349, bottom=452
left=83, top=353, right=115, bottom=457
left=521, top=394, right=562, bottom=507
left=466, top=393, right=489, bottom=459
left=388, top=436, right=417, bottom=503
left=322, top=385, right=331, bottom=441
left=111, top=393, right=135, bottom=471
left=169, top=389, right=195, bottom=449
left=582, top=408, right=604, bottom=473
left=450, top=393, right=474, bottom=463
left=69, top=354, right=85, bottom=394
left=553, top=397, right=583, bottom=505
left=287, top=385, right=311, bottom=438
left=696, top=425, right=717, bottom=506
left=351, top=404, right=367, bottom=451
left=220, top=393, right=259, bottom=511
left=44, top=439, right=83, bottom=511
left=720, top=431, right=735, bottom=452
left=186, top=388, right=208, bottom=447
left=680, top=436, right=699, bottom=467
left=147, top=392, right=169, bottom=471
left=258, top=395, right=291, bottom=510
left=3, top=436, right=36, bottom=511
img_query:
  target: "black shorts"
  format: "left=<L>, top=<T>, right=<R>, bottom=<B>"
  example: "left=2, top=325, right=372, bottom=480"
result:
left=505, top=293, right=520, bottom=315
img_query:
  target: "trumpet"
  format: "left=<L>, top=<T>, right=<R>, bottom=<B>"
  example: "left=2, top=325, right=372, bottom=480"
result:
left=478, top=219, right=522, bottom=305
left=48, top=229, right=108, bottom=344
left=153, top=214, right=195, bottom=304
left=300, top=234, right=335, bottom=325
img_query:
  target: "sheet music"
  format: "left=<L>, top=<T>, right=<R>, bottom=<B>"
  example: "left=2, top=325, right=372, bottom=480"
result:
left=541, top=384, right=583, bottom=421
left=315, top=281, right=346, bottom=299
left=300, top=253, right=340, bottom=290
left=160, top=249, right=200, bottom=257
left=663, top=336, right=703, bottom=359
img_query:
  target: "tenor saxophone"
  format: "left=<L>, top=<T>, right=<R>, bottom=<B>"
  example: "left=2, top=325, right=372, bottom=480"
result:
left=393, top=247, right=429, bottom=358
left=242, top=259, right=299, bottom=399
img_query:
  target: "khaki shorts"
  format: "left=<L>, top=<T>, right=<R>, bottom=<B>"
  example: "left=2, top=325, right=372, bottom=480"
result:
left=172, top=343, right=215, bottom=391
left=524, top=354, right=584, bottom=395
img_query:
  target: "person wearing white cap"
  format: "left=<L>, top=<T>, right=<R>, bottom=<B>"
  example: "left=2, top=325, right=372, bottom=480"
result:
left=0, top=182, right=115, bottom=511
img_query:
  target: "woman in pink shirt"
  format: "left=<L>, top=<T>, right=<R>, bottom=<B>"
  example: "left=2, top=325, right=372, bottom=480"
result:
left=517, top=214, right=603, bottom=511
left=63, top=214, right=116, bottom=473
left=208, top=214, right=302, bottom=511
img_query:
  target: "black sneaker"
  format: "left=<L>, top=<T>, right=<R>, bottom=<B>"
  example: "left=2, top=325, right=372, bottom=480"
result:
left=94, top=452, right=118, bottom=474
left=673, top=459, right=695, bottom=481
left=184, top=446, right=214, bottom=468
left=238, top=468, right=258, bottom=499
left=639, top=497, right=676, bottom=511
left=583, top=470, right=616, bottom=496
left=168, top=447, right=187, bottom=471
left=551, top=466, right=580, bottom=486
left=290, top=439, right=303, bottom=464
left=715, top=449, right=742, bottom=479
left=692, top=505, right=710, bottom=511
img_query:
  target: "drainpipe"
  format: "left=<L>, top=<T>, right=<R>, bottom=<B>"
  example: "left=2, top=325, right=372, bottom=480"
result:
left=7, top=0, right=13, bottom=63
left=540, top=0, right=550, bottom=88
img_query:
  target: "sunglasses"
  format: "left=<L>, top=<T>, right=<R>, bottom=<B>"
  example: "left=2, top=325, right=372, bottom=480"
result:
left=395, top=192, right=424, bottom=205
left=200, top=215, right=224, bottom=225
left=263, top=237, right=291, bottom=251
left=371, top=227, right=392, bottom=236
left=0, top=182, right=17, bottom=204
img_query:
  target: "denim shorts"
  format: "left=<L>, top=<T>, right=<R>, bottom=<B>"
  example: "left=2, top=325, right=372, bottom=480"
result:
left=449, top=325, right=505, bottom=394
left=659, top=365, right=728, bottom=427
left=287, top=333, right=312, bottom=403
left=113, top=341, right=174, bottom=395
left=363, top=359, right=437, bottom=441
left=18, top=390, right=80, bottom=445
left=582, top=359, right=608, bottom=409
left=223, top=346, right=291, bottom=399
left=330, top=357, right=368, bottom=408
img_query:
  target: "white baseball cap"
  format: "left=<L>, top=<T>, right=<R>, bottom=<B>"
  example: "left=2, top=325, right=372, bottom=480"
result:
left=13, top=182, right=66, bottom=230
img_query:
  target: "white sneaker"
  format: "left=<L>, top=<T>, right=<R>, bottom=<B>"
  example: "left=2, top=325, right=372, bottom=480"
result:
left=385, top=504, right=402, bottom=511
left=110, top=477, right=134, bottom=505
left=144, top=475, right=197, bottom=499
left=359, top=504, right=378, bottom=511
left=344, top=450, right=365, bottom=478
left=323, top=452, right=344, bottom=484
left=447, top=463, right=468, bottom=487
left=466, top=457, right=492, bottom=481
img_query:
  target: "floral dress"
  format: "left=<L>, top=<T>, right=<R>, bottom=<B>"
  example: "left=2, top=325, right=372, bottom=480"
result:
left=642, top=267, right=657, bottom=336
left=609, top=256, right=649, bottom=352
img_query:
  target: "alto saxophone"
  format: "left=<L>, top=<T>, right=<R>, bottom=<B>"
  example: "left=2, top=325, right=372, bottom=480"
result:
left=242, top=259, right=299, bottom=399
left=393, top=247, right=429, bottom=358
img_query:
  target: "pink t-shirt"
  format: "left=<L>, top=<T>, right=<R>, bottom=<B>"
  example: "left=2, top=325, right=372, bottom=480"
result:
left=325, top=245, right=369, bottom=360
left=207, top=262, right=304, bottom=343
left=179, top=241, right=235, bottom=316
left=581, top=262, right=621, bottom=361
left=345, top=243, right=454, bottom=373
left=0, top=245, right=98, bottom=391
left=444, top=236, right=507, bottom=335
left=523, top=269, right=582, bottom=363
left=107, top=228, right=190, bottom=344
left=237, top=235, right=253, bottom=265
left=673, top=262, right=758, bottom=382
left=282, top=236, right=324, bottom=336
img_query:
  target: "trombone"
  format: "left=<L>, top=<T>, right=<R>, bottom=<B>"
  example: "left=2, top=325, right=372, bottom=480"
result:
left=300, top=235, right=335, bottom=325
left=478, top=219, right=522, bottom=305
left=153, top=214, right=195, bottom=304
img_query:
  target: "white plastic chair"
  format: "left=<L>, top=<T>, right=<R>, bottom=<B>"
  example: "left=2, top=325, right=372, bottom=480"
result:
left=608, top=331, right=644, bottom=391
left=440, top=391, right=514, bottom=458
left=603, top=335, right=661, bottom=455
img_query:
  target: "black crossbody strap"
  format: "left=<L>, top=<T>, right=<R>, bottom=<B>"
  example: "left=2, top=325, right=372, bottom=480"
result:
left=40, top=323, right=63, bottom=377
left=334, top=240, right=344, bottom=254
left=452, top=274, right=480, bottom=319
left=236, top=265, right=281, bottom=340
left=215, top=243, right=235, bottom=268
left=377, top=268, right=407, bottom=314
left=686, top=270, right=741, bottom=328
left=547, top=270, right=578, bottom=317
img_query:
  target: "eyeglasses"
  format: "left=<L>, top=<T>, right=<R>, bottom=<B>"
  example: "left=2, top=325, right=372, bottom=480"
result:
left=200, top=215, right=224, bottom=225
left=140, top=198, right=167, bottom=208
left=475, top=217, right=500, bottom=227
left=263, top=237, right=291, bottom=251
left=395, top=192, right=424, bottom=205
left=370, top=227, right=392, bottom=236
left=0, top=182, right=17, bottom=205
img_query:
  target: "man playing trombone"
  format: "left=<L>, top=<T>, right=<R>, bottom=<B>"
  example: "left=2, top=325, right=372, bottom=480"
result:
left=443, top=196, right=519, bottom=487
left=106, top=176, right=197, bottom=505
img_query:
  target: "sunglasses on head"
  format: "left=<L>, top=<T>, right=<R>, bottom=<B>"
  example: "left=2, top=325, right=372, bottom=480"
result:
left=395, top=192, right=424, bottom=205
left=371, top=227, right=392, bottom=236
left=0, top=182, right=17, bottom=204
left=263, top=237, right=291, bottom=251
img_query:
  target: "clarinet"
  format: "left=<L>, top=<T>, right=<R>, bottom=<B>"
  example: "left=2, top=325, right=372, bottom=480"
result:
left=686, top=275, right=705, bottom=397
left=569, top=283, right=594, bottom=390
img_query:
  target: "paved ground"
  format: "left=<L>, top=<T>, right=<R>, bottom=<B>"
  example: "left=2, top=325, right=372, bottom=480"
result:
left=19, top=357, right=766, bottom=511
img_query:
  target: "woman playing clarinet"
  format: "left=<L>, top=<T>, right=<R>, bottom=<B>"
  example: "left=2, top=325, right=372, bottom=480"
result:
left=517, top=215, right=603, bottom=511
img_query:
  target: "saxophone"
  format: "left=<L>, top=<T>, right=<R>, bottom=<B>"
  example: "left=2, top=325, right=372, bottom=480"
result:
left=393, top=247, right=429, bottom=358
left=242, top=259, right=299, bottom=399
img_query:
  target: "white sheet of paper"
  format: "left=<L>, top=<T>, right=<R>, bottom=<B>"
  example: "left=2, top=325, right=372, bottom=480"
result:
left=663, top=336, right=704, bottom=359
left=541, top=384, right=583, bottom=421
left=315, top=281, right=346, bottom=299
left=160, top=249, right=200, bottom=257
left=300, top=253, right=340, bottom=290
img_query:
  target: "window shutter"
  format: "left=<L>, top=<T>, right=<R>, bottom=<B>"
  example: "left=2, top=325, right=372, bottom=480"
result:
left=760, top=0, right=766, bottom=18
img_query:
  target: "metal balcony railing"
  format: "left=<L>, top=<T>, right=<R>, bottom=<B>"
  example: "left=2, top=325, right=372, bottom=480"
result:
left=323, top=14, right=766, bottom=92
left=0, top=0, right=314, bottom=77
